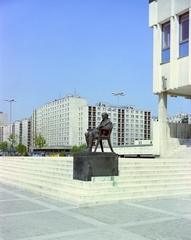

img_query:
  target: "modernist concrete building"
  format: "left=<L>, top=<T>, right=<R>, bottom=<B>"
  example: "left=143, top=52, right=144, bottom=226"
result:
left=168, top=112, right=191, bottom=124
left=0, top=112, right=8, bottom=143
left=31, top=95, right=151, bottom=150
left=11, top=118, right=31, bottom=150
left=0, top=112, right=8, bottom=126
left=149, top=0, right=191, bottom=156
left=0, top=125, right=9, bottom=144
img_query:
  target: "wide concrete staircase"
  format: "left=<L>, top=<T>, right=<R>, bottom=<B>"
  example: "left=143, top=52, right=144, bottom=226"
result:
left=0, top=156, right=191, bottom=207
left=166, top=139, right=191, bottom=159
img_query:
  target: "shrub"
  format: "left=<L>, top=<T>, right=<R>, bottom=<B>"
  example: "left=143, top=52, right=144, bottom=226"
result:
left=59, top=151, right=66, bottom=157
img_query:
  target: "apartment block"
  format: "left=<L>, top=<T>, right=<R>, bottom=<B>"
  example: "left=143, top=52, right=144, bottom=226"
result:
left=0, top=125, right=9, bottom=143
left=0, top=112, right=8, bottom=125
left=31, top=95, right=151, bottom=149
left=31, top=95, right=87, bottom=148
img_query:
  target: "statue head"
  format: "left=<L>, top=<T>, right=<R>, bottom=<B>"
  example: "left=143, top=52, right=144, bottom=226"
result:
left=101, top=112, right=108, bottom=120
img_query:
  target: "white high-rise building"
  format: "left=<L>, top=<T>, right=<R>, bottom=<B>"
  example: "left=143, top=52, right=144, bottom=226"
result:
left=0, top=125, right=9, bottom=143
left=12, top=118, right=31, bottom=150
left=31, top=95, right=152, bottom=149
left=21, top=118, right=31, bottom=149
left=0, top=112, right=8, bottom=125
left=13, top=121, right=22, bottom=143
left=31, top=95, right=87, bottom=148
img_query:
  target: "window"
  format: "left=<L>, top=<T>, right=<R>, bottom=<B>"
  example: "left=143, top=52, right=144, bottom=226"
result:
left=162, top=22, right=170, bottom=62
left=179, top=12, right=189, bottom=57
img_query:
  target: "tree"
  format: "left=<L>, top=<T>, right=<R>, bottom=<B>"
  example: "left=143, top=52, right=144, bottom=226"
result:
left=0, top=141, right=8, bottom=151
left=34, top=133, right=47, bottom=149
left=8, top=134, right=18, bottom=149
left=78, top=143, right=87, bottom=152
left=16, top=143, right=27, bottom=155
left=70, top=143, right=86, bottom=153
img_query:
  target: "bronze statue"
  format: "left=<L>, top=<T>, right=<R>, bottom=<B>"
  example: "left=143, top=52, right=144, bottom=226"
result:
left=84, top=112, right=113, bottom=152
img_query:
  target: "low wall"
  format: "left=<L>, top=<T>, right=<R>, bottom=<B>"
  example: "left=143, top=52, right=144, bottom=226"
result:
left=153, top=121, right=191, bottom=156
left=167, top=122, right=191, bottom=138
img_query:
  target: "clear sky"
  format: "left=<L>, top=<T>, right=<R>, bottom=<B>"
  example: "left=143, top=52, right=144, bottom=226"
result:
left=0, top=0, right=190, bottom=123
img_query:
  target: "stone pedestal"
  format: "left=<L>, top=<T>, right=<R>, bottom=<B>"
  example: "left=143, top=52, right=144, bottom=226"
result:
left=73, top=152, right=118, bottom=181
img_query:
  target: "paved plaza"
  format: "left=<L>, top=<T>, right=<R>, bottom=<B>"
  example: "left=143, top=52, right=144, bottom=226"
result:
left=0, top=182, right=191, bottom=240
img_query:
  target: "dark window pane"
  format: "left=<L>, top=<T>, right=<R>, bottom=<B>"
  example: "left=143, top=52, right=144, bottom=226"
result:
left=179, top=13, right=189, bottom=57
left=181, top=18, right=189, bottom=41
left=163, top=23, right=170, bottom=48
left=162, top=48, right=170, bottom=62
left=179, top=41, right=189, bottom=56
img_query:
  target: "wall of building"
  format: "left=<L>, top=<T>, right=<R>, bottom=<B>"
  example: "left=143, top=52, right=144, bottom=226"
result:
left=149, top=0, right=191, bottom=97
left=31, top=96, right=88, bottom=148
left=0, top=112, right=8, bottom=126
left=0, top=125, right=9, bottom=143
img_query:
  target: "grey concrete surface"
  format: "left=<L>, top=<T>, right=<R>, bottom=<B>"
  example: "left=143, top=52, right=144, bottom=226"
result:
left=0, top=182, right=191, bottom=240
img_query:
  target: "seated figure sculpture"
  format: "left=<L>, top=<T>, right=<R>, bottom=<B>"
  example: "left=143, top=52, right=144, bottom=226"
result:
left=84, top=112, right=113, bottom=152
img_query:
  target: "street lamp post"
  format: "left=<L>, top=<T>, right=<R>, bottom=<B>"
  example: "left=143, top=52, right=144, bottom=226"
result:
left=111, top=92, right=125, bottom=107
left=4, top=99, right=17, bottom=136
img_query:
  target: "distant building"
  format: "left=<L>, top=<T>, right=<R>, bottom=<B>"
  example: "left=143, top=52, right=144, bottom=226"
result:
left=0, top=95, right=152, bottom=151
left=0, top=125, right=9, bottom=143
left=168, top=112, right=191, bottom=124
left=12, top=118, right=31, bottom=150
left=31, top=95, right=152, bottom=150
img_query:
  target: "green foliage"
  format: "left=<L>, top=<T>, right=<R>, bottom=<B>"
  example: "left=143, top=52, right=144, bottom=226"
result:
left=8, top=134, right=18, bottom=149
left=78, top=143, right=87, bottom=152
left=0, top=141, right=8, bottom=150
left=59, top=151, right=66, bottom=157
left=34, top=133, right=47, bottom=149
left=16, top=143, right=27, bottom=155
left=70, top=143, right=86, bottom=153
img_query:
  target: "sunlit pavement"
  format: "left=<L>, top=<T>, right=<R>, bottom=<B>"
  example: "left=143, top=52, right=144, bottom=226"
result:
left=0, top=183, right=191, bottom=240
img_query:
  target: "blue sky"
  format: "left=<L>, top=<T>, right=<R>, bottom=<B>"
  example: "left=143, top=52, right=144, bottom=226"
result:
left=0, top=0, right=190, bottom=122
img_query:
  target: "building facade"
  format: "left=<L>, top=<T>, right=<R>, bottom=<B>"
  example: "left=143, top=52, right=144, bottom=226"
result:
left=168, top=112, right=191, bottom=124
left=31, top=95, right=152, bottom=149
left=149, top=0, right=191, bottom=156
left=11, top=118, right=31, bottom=150
left=31, top=95, right=88, bottom=149
left=0, top=125, right=9, bottom=143
left=0, top=112, right=8, bottom=126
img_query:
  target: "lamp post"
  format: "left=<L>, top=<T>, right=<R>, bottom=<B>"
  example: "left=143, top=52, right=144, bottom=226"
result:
left=111, top=92, right=125, bottom=107
left=4, top=99, right=17, bottom=136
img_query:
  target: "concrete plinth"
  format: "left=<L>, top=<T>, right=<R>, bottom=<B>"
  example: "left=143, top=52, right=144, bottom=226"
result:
left=73, top=152, right=118, bottom=181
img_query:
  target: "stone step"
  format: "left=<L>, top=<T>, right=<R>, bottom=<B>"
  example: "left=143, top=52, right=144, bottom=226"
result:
left=0, top=158, right=73, bottom=166
left=119, top=169, right=191, bottom=176
left=1, top=169, right=190, bottom=194
left=1, top=156, right=191, bottom=206
left=0, top=167, right=73, bottom=180
left=2, top=167, right=190, bottom=192
left=114, top=173, right=191, bottom=180
left=119, top=159, right=191, bottom=165
left=1, top=173, right=191, bottom=204
left=0, top=163, right=73, bottom=173
left=113, top=177, right=191, bottom=186
left=1, top=159, right=190, bottom=170
left=79, top=191, right=191, bottom=207
left=2, top=160, right=191, bottom=172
